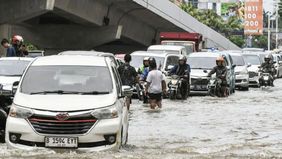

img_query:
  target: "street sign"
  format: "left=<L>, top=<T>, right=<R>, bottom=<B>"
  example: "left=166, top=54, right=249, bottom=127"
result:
left=244, top=0, right=263, bottom=35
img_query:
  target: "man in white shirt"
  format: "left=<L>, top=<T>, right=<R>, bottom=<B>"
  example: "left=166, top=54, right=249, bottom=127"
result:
left=145, top=57, right=166, bottom=109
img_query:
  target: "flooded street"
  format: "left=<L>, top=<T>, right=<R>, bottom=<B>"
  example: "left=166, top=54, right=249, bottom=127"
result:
left=1, top=79, right=282, bottom=159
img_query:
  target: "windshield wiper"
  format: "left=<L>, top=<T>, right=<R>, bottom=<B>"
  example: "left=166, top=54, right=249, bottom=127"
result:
left=80, top=91, right=110, bottom=95
left=30, top=90, right=110, bottom=95
left=30, top=90, right=82, bottom=95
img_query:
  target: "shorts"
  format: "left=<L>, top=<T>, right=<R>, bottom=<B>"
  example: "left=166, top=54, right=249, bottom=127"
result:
left=148, top=93, right=162, bottom=101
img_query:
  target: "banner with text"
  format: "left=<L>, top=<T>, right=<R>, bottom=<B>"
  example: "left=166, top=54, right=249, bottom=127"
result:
left=244, top=0, right=263, bottom=35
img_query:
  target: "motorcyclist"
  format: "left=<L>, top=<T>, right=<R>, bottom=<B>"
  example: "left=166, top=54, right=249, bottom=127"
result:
left=207, top=56, right=228, bottom=97
left=169, top=55, right=191, bottom=99
left=11, top=35, right=28, bottom=57
left=259, top=54, right=275, bottom=86
left=138, top=57, right=150, bottom=81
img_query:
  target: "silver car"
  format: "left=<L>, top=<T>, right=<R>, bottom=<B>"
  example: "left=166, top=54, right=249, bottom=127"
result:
left=229, top=53, right=250, bottom=90
left=187, top=52, right=236, bottom=95
left=242, top=53, right=262, bottom=87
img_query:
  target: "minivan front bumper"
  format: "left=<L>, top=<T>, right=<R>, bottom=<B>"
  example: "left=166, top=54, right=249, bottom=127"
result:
left=5, top=111, right=122, bottom=152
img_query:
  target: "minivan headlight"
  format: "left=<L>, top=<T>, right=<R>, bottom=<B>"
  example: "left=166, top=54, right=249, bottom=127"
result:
left=9, top=104, right=34, bottom=119
left=91, top=105, right=118, bottom=119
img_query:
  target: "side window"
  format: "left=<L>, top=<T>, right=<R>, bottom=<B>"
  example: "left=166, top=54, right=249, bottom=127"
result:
left=228, top=55, right=233, bottom=65
left=222, top=55, right=229, bottom=66
left=111, top=66, right=122, bottom=94
left=165, top=56, right=179, bottom=70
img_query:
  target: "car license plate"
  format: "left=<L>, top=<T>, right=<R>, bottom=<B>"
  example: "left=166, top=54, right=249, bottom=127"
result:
left=45, top=136, right=78, bottom=148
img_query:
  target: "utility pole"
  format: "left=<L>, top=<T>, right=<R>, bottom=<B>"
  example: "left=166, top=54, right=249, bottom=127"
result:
left=268, top=13, right=271, bottom=50
left=275, top=0, right=279, bottom=49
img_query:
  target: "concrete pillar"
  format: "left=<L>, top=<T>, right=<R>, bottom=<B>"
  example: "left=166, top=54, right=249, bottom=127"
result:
left=0, top=24, right=12, bottom=57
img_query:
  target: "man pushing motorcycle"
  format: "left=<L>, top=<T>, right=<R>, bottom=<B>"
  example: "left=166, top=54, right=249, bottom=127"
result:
left=207, top=56, right=228, bottom=97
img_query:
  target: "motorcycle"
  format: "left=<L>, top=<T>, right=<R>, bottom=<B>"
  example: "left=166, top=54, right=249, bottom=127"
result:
left=259, top=68, right=273, bottom=87
left=168, top=75, right=180, bottom=99
left=0, top=84, right=12, bottom=143
left=138, top=81, right=148, bottom=104
left=207, top=76, right=229, bottom=97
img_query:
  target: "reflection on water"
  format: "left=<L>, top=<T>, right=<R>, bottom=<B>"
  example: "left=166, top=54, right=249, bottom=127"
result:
left=1, top=79, right=282, bottom=158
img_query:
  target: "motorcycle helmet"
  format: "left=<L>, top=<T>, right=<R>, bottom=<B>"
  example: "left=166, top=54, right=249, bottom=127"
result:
left=148, top=57, right=157, bottom=69
left=143, top=56, right=150, bottom=66
left=264, top=54, right=272, bottom=63
left=11, top=35, right=24, bottom=45
left=216, top=56, right=224, bottom=66
left=179, top=55, right=187, bottom=62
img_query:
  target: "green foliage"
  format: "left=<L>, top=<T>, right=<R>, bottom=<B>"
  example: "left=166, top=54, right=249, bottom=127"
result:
left=180, top=3, right=244, bottom=47
left=24, top=42, right=39, bottom=51
left=229, top=35, right=245, bottom=48
left=252, top=35, right=268, bottom=49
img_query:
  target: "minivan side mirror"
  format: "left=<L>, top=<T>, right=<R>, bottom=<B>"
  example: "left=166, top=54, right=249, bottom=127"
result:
left=232, top=64, right=236, bottom=68
left=12, top=81, right=19, bottom=95
left=247, top=63, right=252, bottom=67
left=279, top=61, right=282, bottom=65
left=121, top=86, right=133, bottom=98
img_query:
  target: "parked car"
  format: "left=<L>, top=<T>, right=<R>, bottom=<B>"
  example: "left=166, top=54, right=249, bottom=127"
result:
left=147, top=45, right=188, bottom=55
left=6, top=54, right=131, bottom=151
left=242, top=53, right=262, bottom=87
left=58, top=50, right=120, bottom=67
left=26, top=50, right=44, bottom=58
left=229, top=52, right=250, bottom=90
left=187, top=52, right=236, bottom=95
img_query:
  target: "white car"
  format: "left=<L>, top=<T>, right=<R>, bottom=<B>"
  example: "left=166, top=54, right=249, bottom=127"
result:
left=229, top=53, right=250, bottom=90
left=6, top=54, right=131, bottom=151
left=242, top=53, right=262, bottom=87
left=0, top=57, right=34, bottom=96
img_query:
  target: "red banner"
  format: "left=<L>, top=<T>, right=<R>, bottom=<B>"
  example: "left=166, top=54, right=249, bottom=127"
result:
left=244, top=0, right=263, bottom=35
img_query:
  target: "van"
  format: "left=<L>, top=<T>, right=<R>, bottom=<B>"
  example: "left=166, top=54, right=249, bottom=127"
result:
left=6, top=54, right=131, bottom=151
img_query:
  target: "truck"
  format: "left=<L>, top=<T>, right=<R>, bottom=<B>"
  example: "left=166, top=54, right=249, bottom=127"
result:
left=159, top=32, right=203, bottom=53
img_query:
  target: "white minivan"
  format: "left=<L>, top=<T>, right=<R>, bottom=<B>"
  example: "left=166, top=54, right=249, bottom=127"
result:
left=5, top=54, right=131, bottom=151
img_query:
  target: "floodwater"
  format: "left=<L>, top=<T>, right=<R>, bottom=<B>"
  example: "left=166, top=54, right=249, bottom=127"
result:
left=1, top=79, right=282, bottom=159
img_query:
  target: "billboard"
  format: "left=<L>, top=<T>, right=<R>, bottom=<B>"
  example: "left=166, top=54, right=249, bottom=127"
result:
left=244, top=0, right=263, bottom=35
left=221, top=2, right=245, bottom=22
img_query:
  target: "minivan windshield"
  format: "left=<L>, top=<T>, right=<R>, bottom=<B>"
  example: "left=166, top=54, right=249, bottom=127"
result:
left=131, top=55, right=164, bottom=69
left=243, top=55, right=261, bottom=65
left=187, top=57, right=216, bottom=69
left=21, top=66, right=113, bottom=94
left=231, top=55, right=245, bottom=66
left=0, top=60, right=31, bottom=76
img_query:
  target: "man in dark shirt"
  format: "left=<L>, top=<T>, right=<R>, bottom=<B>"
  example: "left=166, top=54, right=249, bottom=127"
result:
left=208, top=56, right=228, bottom=97
left=1, top=39, right=16, bottom=57
left=118, top=54, right=138, bottom=110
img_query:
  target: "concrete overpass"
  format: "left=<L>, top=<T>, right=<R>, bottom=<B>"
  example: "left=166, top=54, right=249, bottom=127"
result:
left=0, top=0, right=240, bottom=55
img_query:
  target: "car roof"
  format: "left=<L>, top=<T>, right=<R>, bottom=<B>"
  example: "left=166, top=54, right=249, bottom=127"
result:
left=228, top=52, right=243, bottom=56
left=0, top=57, right=34, bottom=61
left=188, top=52, right=220, bottom=58
left=31, top=55, right=107, bottom=66
left=58, top=50, right=114, bottom=57
left=242, top=48, right=264, bottom=52
left=148, top=45, right=185, bottom=50
left=131, top=51, right=178, bottom=57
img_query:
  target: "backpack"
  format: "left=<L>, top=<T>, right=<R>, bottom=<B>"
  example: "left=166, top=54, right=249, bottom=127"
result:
left=119, top=64, right=135, bottom=86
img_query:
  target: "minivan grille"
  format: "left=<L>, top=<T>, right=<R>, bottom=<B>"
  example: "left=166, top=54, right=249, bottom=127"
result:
left=28, top=114, right=96, bottom=135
